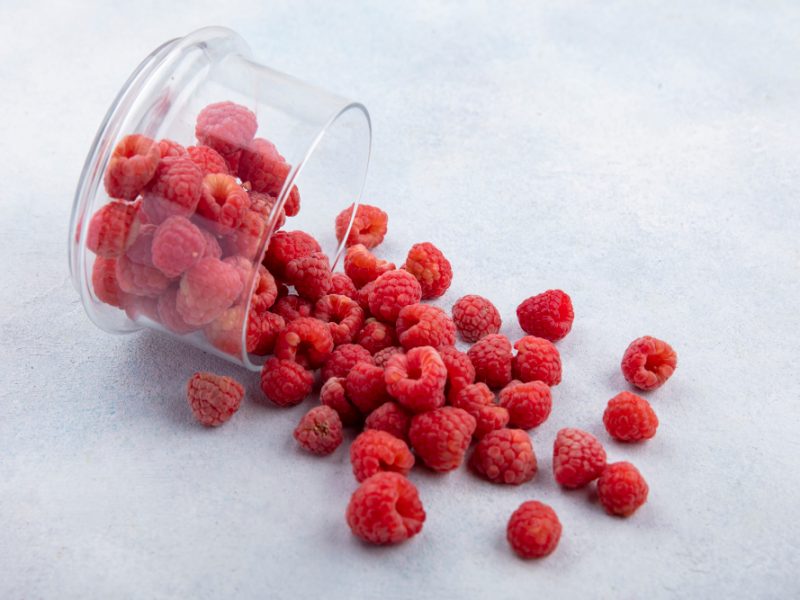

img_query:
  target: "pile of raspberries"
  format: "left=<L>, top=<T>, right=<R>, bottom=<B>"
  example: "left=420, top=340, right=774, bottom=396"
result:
left=85, top=101, right=678, bottom=559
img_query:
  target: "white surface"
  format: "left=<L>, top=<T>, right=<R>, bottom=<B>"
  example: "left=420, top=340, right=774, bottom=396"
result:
left=1, top=2, right=799, bottom=598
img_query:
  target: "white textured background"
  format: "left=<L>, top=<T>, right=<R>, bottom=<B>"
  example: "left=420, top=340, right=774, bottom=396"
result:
left=1, top=2, right=799, bottom=598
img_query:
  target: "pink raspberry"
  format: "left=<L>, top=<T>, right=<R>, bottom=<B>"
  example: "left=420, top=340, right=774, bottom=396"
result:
left=512, top=336, right=562, bottom=386
left=621, top=336, right=677, bottom=391
left=125, top=223, right=156, bottom=266
left=293, top=406, right=343, bottom=456
left=403, top=242, right=452, bottom=299
left=346, top=472, right=425, bottom=545
left=552, top=428, right=607, bottom=489
left=335, top=203, right=389, bottom=249
left=186, top=145, right=229, bottom=176
left=469, top=428, right=537, bottom=485
left=196, top=173, right=250, bottom=234
left=452, top=294, right=501, bottom=342
left=408, top=407, right=476, bottom=472
left=597, top=461, right=649, bottom=517
left=350, top=430, right=414, bottom=482
left=200, top=228, right=222, bottom=259
left=321, top=343, right=374, bottom=382
left=249, top=191, right=286, bottom=229
left=86, top=201, right=140, bottom=258
left=364, top=401, right=411, bottom=443
left=468, top=333, right=513, bottom=389
left=355, top=318, right=398, bottom=354
left=516, top=289, right=574, bottom=342
left=186, top=371, right=244, bottom=427
left=91, top=257, right=127, bottom=308
left=498, top=380, right=552, bottom=429
left=271, top=294, right=313, bottom=322
left=507, top=501, right=562, bottom=559
left=237, top=137, right=291, bottom=197
left=158, top=139, right=186, bottom=158
left=313, top=294, right=364, bottom=345
left=373, top=346, right=404, bottom=368
left=220, top=209, right=265, bottom=261
left=345, top=362, right=389, bottom=415
left=150, top=216, right=206, bottom=278
left=384, top=346, right=447, bottom=413
left=260, top=357, right=313, bottom=407
left=263, top=230, right=321, bottom=280
left=157, top=286, right=198, bottom=334
left=195, top=101, right=258, bottom=157
left=141, top=156, right=204, bottom=224
left=223, top=255, right=254, bottom=303
left=437, top=346, right=475, bottom=401
left=368, top=270, right=422, bottom=323
left=274, top=316, right=334, bottom=369
left=320, top=377, right=360, bottom=426
left=285, top=252, right=332, bottom=301
left=451, top=383, right=509, bottom=438
left=249, top=265, right=278, bottom=313
left=246, top=309, right=285, bottom=355
left=344, top=244, right=395, bottom=288
left=330, top=272, right=358, bottom=300
left=603, top=391, right=659, bottom=442
left=116, top=255, right=169, bottom=297
left=203, top=305, right=247, bottom=356
left=395, top=303, right=456, bottom=350
left=104, top=134, right=160, bottom=200
left=176, top=257, right=243, bottom=326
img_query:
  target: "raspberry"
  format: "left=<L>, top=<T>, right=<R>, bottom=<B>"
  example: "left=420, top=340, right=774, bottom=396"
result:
left=176, top=257, right=243, bottom=326
left=344, top=244, right=395, bottom=288
left=320, top=377, right=360, bottom=426
left=220, top=209, right=265, bottom=261
left=408, top=407, right=476, bottom=472
left=293, top=406, right=343, bottom=456
left=403, top=242, right=452, bottom=299
left=141, top=156, right=203, bottom=224
left=469, top=428, right=537, bottom=485
left=368, top=270, right=422, bottom=323
left=385, top=346, right=447, bottom=413
left=335, top=203, right=388, bottom=249
left=373, top=345, right=404, bottom=368
left=157, top=286, right=198, bottom=334
left=223, top=255, right=254, bottom=302
left=238, top=137, right=291, bottom=197
left=364, top=401, right=411, bottom=443
left=187, top=145, right=229, bottom=176
left=516, top=289, right=574, bottom=342
left=284, top=185, right=301, bottom=217
left=596, top=461, right=649, bottom=517
left=330, top=272, right=358, bottom=300
left=321, top=343, right=374, bottom=382
left=452, top=383, right=509, bottom=438
left=260, top=357, right=313, bottom=407
left=271, top=294, right=313, bottom=322
left=498, top=380, right=552, bottom=429
left=346, top=472, right=425, bottom=545
left=263, top=230, right=321, bottom=280
left=355, top=318, right=398, bottom=354
left=285, top=252, right=332, bottom=301
left=437, top=346, right=475, bottom=401
left=346, top=362, right=389, bottom=415
left=249, top=191, right=286, bottom=229
left=512, top=336, right=562, bottom=386
left=452, top=295, right=501, bottom=342
left=249, top=265, right=278, bottom=313
left=91, top=257, right=126, bottom=308
left=396, top=303, right=456, bottom=350
left=195, top=101, right=257, bottom=157
left=603, top=391, right=659, bottom=442
left=468, top=333, right=513, bottom=389
left=223, top=150, right=242, bottom=175
left=196, top=173, right=249, bottom=234
left=158, top=139, right=186, bottom=158
left=125, top=223, right=156, bottom=265
left=274, top=316, right=334, bottom=369
left=506, top=501, right=561, bottom=559
left=104, top=134, right=160, bottom=200
left=247, top=309, right=285, bottom=355
left=203, top=305, right=247, bottom=356
left=116, top=255, right=169, bottom=297
left=356, top=280, right=375, bottom=312
left=186, top=371, right=244, bottom=427
left=201, top=228, right=222, bottom=259
left=350, top=430, right=415, bottom=482
left=621, top=336, right=677, bottom=391
left=86, top=201, right=140, bottom=258
left=150, top=216, right=206, bottom=278
left=552, top=428, right=607, bottom=489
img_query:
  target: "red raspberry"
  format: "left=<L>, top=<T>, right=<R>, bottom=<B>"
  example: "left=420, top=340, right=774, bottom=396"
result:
left=350, top=430, right=414, bottom=482
left=263, top=230, right=321, bottom=280
left=346, top=362, right=389, bottom=415
left=196, top=173, right=249, bottom=234
left=321, top=343, right=374, bottom=382
left=293, top=405, right=343, bottom=456
left=403, top=242, right=452, bottom=299
left=203, top=305, right=247, bottom=356
left=141, top=156, right=203, bottom=224
left=452, top=383, right=509, bottom=438
left=271, top=294, right=313, bottom=322
left=158, top=139, right=186, bottom=158
left=603, top=391, right=659, bottom=442
left=385, top=346, right=447, bottom=413
left=186, top=371, right=244, bottom=427
left=597, top=461, right=649, bottom=517
left=91, top=257, right=126, bottom=308
left=396, top=303, right=456, bottom=350
left=104, top=134, right=160, bottom=200
left=246, top=308, right=285, bottom=355
left=344, top=244, right=395, bottom=288
left=516, top=289, right=574, bottom=342
left=220, top=209, right=265, bottom=261
left=355, top=318, right=398, bottom=354
left=468, top=333, right=513, bottom=389
left=238, top=137, right=290, bottom=197
left=87, top=201, right=140, bottom=258
left=553, top=428, right=607, bottom=489
left=346, top=472, right=425, bottom=545
left=285, top=252, right=332, bottom=301
left=368, top=270, right=422, bottom=323
left=335, top=203, right=388, bottom=249
left=498, top=380, right=552, bottom=429
left=274, top=316, right=334, bottom=369
left=249, top=265, right=278, bottom=313
left=176, top=257, right=243, bottom=326
left=150, top=216, right=206, bottom=278
left=320, top=377, right=360, bottom=426
left=512, top=336, right=562, bottom=386
left=260, top=357, right=313, bottom=407
left=195, top=101, right=258, bottom=157
left=330, top=272, right=358, bottom=300
left=249, top=191, right=286, bottom=229
left=125, top=223, right=156, bottom=266
left=621, top=336, right=677, bottom=391
left=364, top=401, right=411, bottom=443
left=314, top=295, right=365, bottom=346
left=408, top=407, right=476, bottom=472
left=157, top=286, right=198, bottom=334
left=284, top=185, right=301, bottom=217
left=469, top=428, right=537, bottom=485
left=356, top=280, right=375, bottom=313
left=373, top=345, right=404, bottom=368
left=452, top=295, right=501, bottom=342
left=116, top=255, right=169, bottom=297
left=506, top=501, right=561, bottom=559
left=187, top=145, right=229, bottom=176
left=437, top=346, right=475, bottom=401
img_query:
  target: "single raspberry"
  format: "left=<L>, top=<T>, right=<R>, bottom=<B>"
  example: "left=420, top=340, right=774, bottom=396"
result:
left=385, top=346, right=447, bottom=413
left=271, top=294, right=313, bottom=322
left=355, top=318, right=398, bottom=354
left=512, top=336, right=562, bottom=386
left=238, top=137, right=291, bottom=197
left=249, top=265, right=278, bottom=313
left=196, top=173, right=249, bottom=234
left=150, top=216, right=206, bottom=278
left=320, top=377, right=360, bottom=426
left=452, top=383, right=509, bottom=438
left=220, top=209, right=265, bottom=261
left=86, top=201, right=140, bottom=258
left=469, top=428, right=537, bottom=485
left=187, top=145, right=229, bottom=176
left=293, top=406, right=343, bottom=456
left=285, top=252, right=332, bottom=301
left=403, top=242, right=453, bottom=299
left=437, top=346, right=475, bottom=401
left=396, top=303, right=456, bottom=350
left=350, top=430, right=415, bottom=482
left=223, top=255, right=254, bottom=303
left=368, top=270, right=422, bottom=323
left=335, top=203, right=389, bottom=249
left=516, top=289, right=574, bottom=342
left=203, top=305, right=247, bottom=356
left=346, top=472, right=425, bottom=545
left=330, top=272, right=358, bottom=300
left=195, top=101, right=258, bottom=157
left=158, top=139, right=186, bottom=158
left=249, top=191, right=286, bottom=229
left=621, top=336, right=677, bottom=391
left=408, top=407, right=476, bottom=472
left=373, top=346, right=404, bottom=368
left=364, top=401, right=411, bottom=443
left=115, top=255, right=169, bottom=297
left=263, top=230, right=321, bottom=280
left=284, top=185, right=301, bottom=217
left=344, top=244, right=395, bottom=288
left=157, top=286, right=198, bottom=334
left=246, top=309, right=285, bottom=355
left=186, top=371, right=244, bottom=427
left=468, top=333, right=513, bottom=389
left=597, top=461, right=649, bottom=517
left=346, top=362, right=389, bottom=415
left=552, top=428, right=607, bottom=489
left=141, top=156, right=203, bottom=224
left=176, top=257, right=243, bottom=326
left=498, top=380, right=552, bottom=429
left=104, top=134, right=160, bottom=200
left=452, top=295, right=501, bottom=342
left=91, top=257, right=126, bottom=308
left=125, top=223, right=156, bottom=266
left=260, top=357, right=313, bottom=407
left=274, top=316, right=334, bottom=369
left=507, top=501, right=561, bottom=559
left=321, top=343, right=374, bottom=381
left=356, top=280, right=375, bottom=313
left=603, top=391, right=659, bottom=442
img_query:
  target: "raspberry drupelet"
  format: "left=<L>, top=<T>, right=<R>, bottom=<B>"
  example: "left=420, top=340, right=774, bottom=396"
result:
left=344, top=244, right=396, bottom=288
left=403, top=242, right=453, bottom=299
left=346, top=472, right=425, bottom=545
left=384, top=346, right=448, bottom=414
left=451, top=294, right=502, bottom=342
left=346, top=362, right=390, bottom=415
left=355, top=318, right=398, bottom=355
left=274, top=316, right=334, bottom=369
left=314, top=294, right=365, bottom=345
left=350, top=430, right=415, bottom=482
left=498, top=380, right=552, bottom=429
left=395, top=303, right=457, bottom=350
left=469, top=428, right=537, bottom=485
left=603, top=391, right=659, bottom=442
left=368, top=270, right=423, bottom=323
left=451, top=383, right=509, bottom=438
left=468, top=333, right=513, bottom=390
left=293, top=406, right=343, bottom=456
left=335, top=203, right=389, bottom=249
left=320, top=343, right=374, bottom=382
left=87, top=201, right=140, bottom=258
left=512, top=336, right=562, bottom=386
left=596, top=461, right=649, bottom=517
left=621, top=336, right=677, bottom=391
left=516, top=289, right=574, bottom=342
left=186, top=371, right=244, bottom=427
left=104, top=134, right=160, bottom=200
left=260, top=358, right=313, bottom=407
left=364, top=401, right=412, bottom=443
left=320, top=376, right=361, bottom=427
left=408, top=407, right=476, bottom=472
left=507, top=501, right=562, bottom=559
left=552, top=428, right=607, bottom=489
